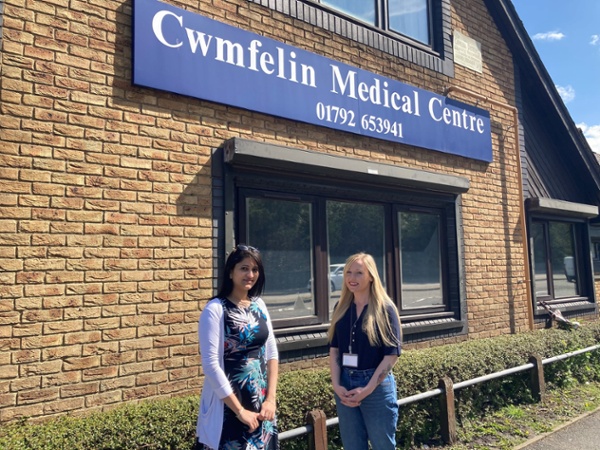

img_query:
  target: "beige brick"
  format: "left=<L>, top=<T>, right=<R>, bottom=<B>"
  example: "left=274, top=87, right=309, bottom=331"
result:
left=21, top=334, right=63, bottom=349
left=22, top=309, right=62, bottom=322
left=153, top=357, right=184, bottom=372
left=102, top=328, right=136, bottom=341
left=64, top=331, right=102, bottom=345
left=85, top=390, right=122, bottom=407
left=122, top=385, right=157, bottom=401
left=0, top=260, right=23, bottom=272
left=61, top=382, right=99, bottom=398
left=100, top=375, right=135, bottom=392
left=119, top=338, right=153, bottom=352
left=136, top=371, right=168, bottom=386
left=12, top=350, right=40, bottom=364
left=137, top=348, right=168, bottom=362
left=63, top=306, right=101, bottom=320
left=43, top=397, right=85, bottom=414
left=24, top=284, right=65, bottom=297
left=1, top=403, right=43, bottom=422
left=20, top=359, right=63, bottom=377
left=154, top=336, right=183, bottom=348
left=101, top=351, right=136, bottom=366
left=0, top=364, right=19, bottom=380
left=82, top=366, right=118, bottom=381
left=82, top=341, right=119, bottom=356
left=12, top=323, right=43, bottom=336
left=42, top=345, right=82, bottom=361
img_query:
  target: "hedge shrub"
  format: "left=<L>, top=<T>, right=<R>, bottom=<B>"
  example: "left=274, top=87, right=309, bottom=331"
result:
left=2, top=323, right=600, bottom=450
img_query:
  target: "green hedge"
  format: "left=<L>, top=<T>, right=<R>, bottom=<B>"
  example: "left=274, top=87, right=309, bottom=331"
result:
left=3, top=323, right=600, bottom=450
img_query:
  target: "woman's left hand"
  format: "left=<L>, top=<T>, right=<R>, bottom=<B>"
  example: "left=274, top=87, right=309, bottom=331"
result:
left=259, top=398, right=276, bottom=421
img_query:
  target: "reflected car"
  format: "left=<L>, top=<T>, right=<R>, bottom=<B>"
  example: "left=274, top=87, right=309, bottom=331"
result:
left=307, top=264, right=346, bottom=292
left=328, top=264, right=345, bottom=291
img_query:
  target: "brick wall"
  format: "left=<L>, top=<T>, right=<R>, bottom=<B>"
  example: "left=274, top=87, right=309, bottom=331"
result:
left=0, top=0, right=529, bottom=422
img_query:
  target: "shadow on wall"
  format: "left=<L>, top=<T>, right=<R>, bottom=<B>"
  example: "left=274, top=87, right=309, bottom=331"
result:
left=176, top=165, right=213, bottom=218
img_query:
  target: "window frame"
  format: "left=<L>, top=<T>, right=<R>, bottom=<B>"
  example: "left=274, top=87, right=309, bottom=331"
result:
left=525, top=198, right=597, bottom=319
left=395, top=205, right=450, bottom=316
left=233, top=161, right=462, bottom=328
left=217, top=137, right=470, bottom=347
left=245, top=0, right=454, bottom=77
left=529, top=216, right=595, bottom=318
left=316, top=0, right=434, bottom=47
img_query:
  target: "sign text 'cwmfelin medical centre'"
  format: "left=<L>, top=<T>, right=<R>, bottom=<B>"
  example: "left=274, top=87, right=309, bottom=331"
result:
left=133, top=0, right=493, bottom=162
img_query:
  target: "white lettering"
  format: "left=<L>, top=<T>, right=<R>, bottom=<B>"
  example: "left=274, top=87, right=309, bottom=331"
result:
left=248, top=40, right=261, bottom=71
left=152, top=10, right=183, bottom=48
left=215, top=38, right=244, bottom=67
left=260, top=51, right=275, bottom=74
left=152, top=10, right=316, bottom=86
left=330, top=65, right=357, bottom=98
left=428, top=98, right=485, bottom=133
left=185, top=29, right=212, bottom=55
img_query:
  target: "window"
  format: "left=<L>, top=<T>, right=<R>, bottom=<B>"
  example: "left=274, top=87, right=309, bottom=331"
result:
left=319, top=0, right=431, bottom=45
left=399, top=210, right=443, bottom=310
left=221, top=138, right=468, bottom=342
left=593, top=240, right=600, bottom=279
left=531, top=220, right=583, bottom=301
left=236, top=177, right=460, bottom=330
left=246, top=0, right=452, bottom=76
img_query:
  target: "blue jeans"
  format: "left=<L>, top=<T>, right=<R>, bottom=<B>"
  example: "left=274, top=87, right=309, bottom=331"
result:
left=335, top=367, right=398, bottom=450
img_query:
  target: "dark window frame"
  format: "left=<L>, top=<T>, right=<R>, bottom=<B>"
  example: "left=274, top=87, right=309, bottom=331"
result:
left=217, top=137, right=470, bottom=349
left=246, top=0, right=454, bottom=76
left=315, top=0, right=434, bottom=47
left=525, top=198, right=597, bottom=319
left=238, top=182, right=458, bottom=324
left=529, top=216, right=595, bottom=318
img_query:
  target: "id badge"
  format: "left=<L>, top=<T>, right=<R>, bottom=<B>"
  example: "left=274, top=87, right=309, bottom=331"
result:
left=342, top=353, right=358, bottom=368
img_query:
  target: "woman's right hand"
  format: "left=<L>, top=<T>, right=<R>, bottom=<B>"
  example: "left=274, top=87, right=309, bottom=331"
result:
left=333, top=384, right=349, bottom=399
left=237, top=408, right=260, bottom=432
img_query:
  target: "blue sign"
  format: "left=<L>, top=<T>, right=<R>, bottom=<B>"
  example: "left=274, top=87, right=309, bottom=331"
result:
left=133, top=0, right=493, bottom=162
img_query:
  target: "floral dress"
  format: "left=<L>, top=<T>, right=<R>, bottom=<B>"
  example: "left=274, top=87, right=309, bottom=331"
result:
left=216, top=298, right=278, bottom=450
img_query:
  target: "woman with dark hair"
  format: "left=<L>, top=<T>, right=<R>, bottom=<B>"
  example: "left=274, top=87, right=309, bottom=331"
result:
left=196, top=245, right=279, bottom=450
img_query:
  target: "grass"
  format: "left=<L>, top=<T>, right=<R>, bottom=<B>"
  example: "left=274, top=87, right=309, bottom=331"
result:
left=411, top=381, right=600, bottom=449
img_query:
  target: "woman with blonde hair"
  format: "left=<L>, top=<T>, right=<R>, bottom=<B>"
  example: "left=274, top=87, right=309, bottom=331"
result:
left=328, top=252, right=402, bottom=450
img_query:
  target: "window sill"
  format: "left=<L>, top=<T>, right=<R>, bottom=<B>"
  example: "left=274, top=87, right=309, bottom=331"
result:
left=275, top=317, right=467, bottom=355
left=535, top=299, right=597, bottom=321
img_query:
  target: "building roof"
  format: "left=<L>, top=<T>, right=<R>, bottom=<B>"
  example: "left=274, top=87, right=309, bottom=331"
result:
left=485, top=0, right=600, bottom=202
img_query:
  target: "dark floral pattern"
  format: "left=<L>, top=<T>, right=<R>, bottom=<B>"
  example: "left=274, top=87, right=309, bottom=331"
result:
left=216, top=298, right=278, bottom=450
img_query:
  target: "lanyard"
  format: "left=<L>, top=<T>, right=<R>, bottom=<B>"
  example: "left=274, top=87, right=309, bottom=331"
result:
left=348, top=304, right=362, bottom=354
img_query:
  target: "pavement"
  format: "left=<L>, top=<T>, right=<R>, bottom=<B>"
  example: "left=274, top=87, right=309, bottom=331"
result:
left=514, top=405, right=600, bottom=449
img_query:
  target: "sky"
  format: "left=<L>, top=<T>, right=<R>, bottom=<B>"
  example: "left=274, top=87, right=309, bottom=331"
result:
left=510, top=0, right=600, bottom=153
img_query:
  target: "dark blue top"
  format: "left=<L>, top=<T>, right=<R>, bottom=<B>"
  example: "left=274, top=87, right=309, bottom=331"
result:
left=330, top=302, right=402, bottom=370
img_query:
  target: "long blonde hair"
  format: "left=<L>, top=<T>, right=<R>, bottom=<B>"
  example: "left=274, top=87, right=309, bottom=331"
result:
left=327, top=253, right=401, bottom=347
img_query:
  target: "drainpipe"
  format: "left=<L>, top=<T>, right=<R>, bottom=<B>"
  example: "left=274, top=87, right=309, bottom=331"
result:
left=444, top=86, right=534, bottom=331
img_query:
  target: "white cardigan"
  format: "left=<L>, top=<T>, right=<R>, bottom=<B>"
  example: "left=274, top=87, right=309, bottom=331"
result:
left=196, top=297, right=278, bottom=449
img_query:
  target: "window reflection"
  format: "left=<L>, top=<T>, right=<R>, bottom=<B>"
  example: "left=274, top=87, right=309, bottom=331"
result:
left=327, top=201, right=385, bottom=318
left=321, top=0, right=375, bottom=25
left=531, top=222, right=549, bottom=296
left=246, top=198, right=313, bottom=319
left=549, top=222, right=577, bottom=298
left=388, top=0, right=430, bottom=44
left=532, top=220, right=579, bottom=301
left=399, top=211, right=443, bottom=309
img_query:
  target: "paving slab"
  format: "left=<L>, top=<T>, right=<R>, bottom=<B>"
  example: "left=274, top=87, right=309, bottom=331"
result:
left=514, top=406, right=600, bottom=450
